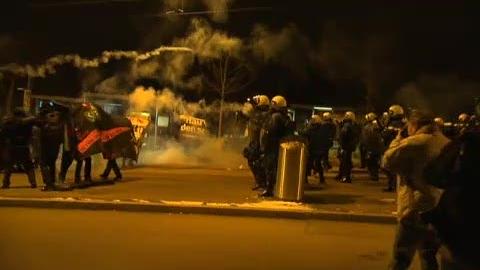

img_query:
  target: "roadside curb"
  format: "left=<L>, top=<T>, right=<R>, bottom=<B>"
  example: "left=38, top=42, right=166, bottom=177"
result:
left=0, top=197, right=397, bottom=224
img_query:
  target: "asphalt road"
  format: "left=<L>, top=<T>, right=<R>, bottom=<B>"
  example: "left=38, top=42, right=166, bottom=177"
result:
left=0, top=208, right=422, bottom=270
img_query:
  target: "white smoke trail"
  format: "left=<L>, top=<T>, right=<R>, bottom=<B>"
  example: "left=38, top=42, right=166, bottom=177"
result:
left=0, top=46, right=193, bottom=78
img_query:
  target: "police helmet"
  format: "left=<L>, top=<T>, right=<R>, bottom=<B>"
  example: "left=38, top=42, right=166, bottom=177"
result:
left=458, top=113, right=470, bottom=123
left=271, top=96, right=287, bottom=109
left=365, top=112, right=377, bottom=122
left=344, top=111, right=356, bottom=121
left=253, top=95, right=270, bottom=107
left=388, top=105, right=405, bottom=118
left=322, top=112, right=332, bottom=121
left=311, top=114, right=322, bottom=124
left=242, top=102, right=254, bottom=116
left=434, top=117, right=445, bottom=127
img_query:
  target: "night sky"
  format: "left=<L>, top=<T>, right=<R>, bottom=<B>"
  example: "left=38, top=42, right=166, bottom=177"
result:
left=1, top=0, right=479, bottom=116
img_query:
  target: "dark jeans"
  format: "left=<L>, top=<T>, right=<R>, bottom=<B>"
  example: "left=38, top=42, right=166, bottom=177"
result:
left=2, top=147, right=36, bottom=187
left=384, top=170, right=397, bottom=191
left=338, top=149, right=353, bottom=180
left=75, top=157, right=92, bottom=183
left=390, top=216, right=440, bottom=270
left=247, top=155, right=266, bottom=187
left=40, top=145, right=60, bottom=186
left=309, top=152, right=326, bottom=183
left=59, top=151, right=92, bottom=183
left=366, top=151, right=381, bottom=181
left=263, top=153, right=278, bottom=193
left=102, top=159, right=122, bottom=179
left=359, top=144, right=367, bottom=168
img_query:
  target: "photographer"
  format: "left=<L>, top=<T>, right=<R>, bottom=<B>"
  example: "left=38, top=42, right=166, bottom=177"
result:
left=382, top=110, right=450, bottom=270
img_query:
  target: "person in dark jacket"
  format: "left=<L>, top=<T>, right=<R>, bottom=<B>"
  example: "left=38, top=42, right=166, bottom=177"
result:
left=302, top=114, right=332, bottom=183
left=321, top=112, right=336, bottom=170
left=360, top=113, right=384, bottom=181
left=381, top=105, right=406, bottom=192
left=58, top=115, right=92, bottom=186
left=243, top=95, right=270, bottom=190
left=260, top=95, right=293, bottom=197
left=37, top=107, right=64, bottom=191
left=338, top=111, right=359, bottom=183
left=1, top=109, right=37, bottom=189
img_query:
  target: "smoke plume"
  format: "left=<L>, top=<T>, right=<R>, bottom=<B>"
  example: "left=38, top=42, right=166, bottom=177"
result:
left=163, top=0, right=235, bottom=23
left=0, top=46, right=193, bottom=78
left=252, top=24, right=313, bottom=80
left=139, top=138, right=245, bottom=168
left=202, top=0, right=234, bottom=23
left=177, top=18, right=243, bottom=59
left=129, top=86, right=243, bottom=115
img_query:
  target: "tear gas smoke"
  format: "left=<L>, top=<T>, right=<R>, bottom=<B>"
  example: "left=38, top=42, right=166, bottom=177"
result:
left=394, top=76, right=480, bottom=119
left=128, top=86, right=243, bottom=115
left=177, top=18, right=242, bottom=59
left=128, top=18, right=242, bottom=91
left=0, top=46, right=193, bottom=78
left=163, top=0, right=235, bottom=23
left=202, top=0, right=234, bottom=23
left=139, top=138, right=245, bottom=168
left=252, top=24, right=313, bottom=80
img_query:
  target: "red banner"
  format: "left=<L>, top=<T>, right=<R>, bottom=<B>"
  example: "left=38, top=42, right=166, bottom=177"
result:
left=77, top=130, right=101, bottom=154
left=101, top=127, right=130, bottom=142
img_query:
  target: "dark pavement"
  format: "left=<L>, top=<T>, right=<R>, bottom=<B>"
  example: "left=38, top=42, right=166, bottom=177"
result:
left=0, top=165, right=396, bottom=216
left=0, top=207, right=422, bottom=270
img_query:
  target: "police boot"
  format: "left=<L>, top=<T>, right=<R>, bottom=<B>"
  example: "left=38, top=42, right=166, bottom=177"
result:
left=1, top=172, right=11, bottom=189
left=260, top=188, right=274, bottom=197
left=40, top=167, right=55, bottom=191
left=340, top=176, right=352, bottom=183
left=260, top=181, right=274, bottom=197
left=26, top=170, right=37, bottom=188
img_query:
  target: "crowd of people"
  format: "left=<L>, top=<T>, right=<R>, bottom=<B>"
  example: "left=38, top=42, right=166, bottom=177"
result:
left=243, top=94, right=480, bottom=269
left=0, top=102, right=129, bottom=191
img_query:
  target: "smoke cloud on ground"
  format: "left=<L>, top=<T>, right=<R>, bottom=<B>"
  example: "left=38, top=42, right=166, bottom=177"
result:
left=139, top=138, right=245, bottom=169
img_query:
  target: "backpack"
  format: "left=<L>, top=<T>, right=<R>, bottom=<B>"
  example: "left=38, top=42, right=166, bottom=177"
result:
left=422, top=125, right=480, bottom=267
left=424, top=126, right=480, bottom=188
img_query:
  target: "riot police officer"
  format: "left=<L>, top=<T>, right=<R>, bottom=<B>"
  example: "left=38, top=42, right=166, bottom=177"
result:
left=455, top=113, right=470, bottom=136
left=260, top=96, right=293, bottom=197
left=381, top=104, right=406, bottom=192
left=321, top=112, right=336, bottom=170
left=243, top=95, right=270, bottom=190
left=338, top=111, right=359, bottom=183
left=360, top=113, right=384, bottom=181
left=302, top=114, right=331, bottom=183
left=1, top=108, right=37, bottom=189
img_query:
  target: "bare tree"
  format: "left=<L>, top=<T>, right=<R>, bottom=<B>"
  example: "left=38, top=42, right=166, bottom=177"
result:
left=203, top=52, right=252, bottom=137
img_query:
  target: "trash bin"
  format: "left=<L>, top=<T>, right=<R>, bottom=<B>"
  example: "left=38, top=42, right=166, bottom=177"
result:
left=275, top=137, right=308, bottom=201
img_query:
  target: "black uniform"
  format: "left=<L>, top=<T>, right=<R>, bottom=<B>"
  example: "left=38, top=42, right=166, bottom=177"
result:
left=1, top=115, right=37, bottom=188
left=260, top=108, right=293, bottom=196
left=360, top=120, right=384, bottom=181
left=59, top=120, right=92, bottom=184
left=381, top=117, right=405, bottom=191
left=359, top=122, right=368, bottom=169
left=338, top=120, right=359, bottom=183
left=39, top=118, right=63, bottom=189
left=243, top=105, right=269, bottom=189
left=302, top=121, right=335, bottom=183
left=321, top=119, right=336, bottom=169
